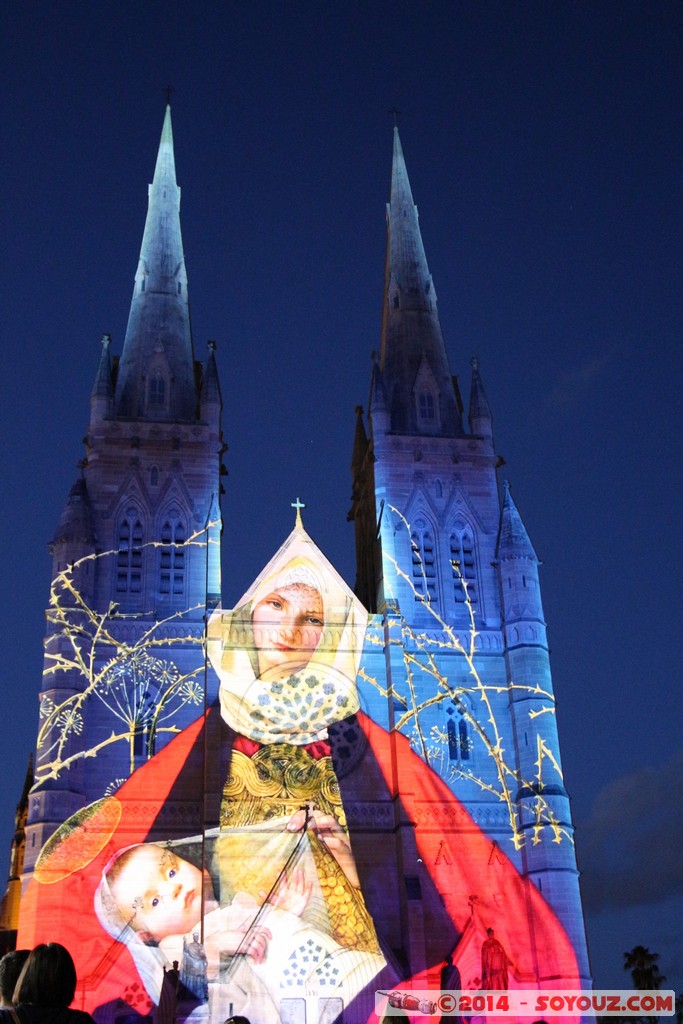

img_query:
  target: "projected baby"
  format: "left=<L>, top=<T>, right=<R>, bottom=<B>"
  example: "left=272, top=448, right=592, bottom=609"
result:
left=95, top=819, right=385, bottom=1019
left=97, top=842, right=274, bottom=967
left=94, top=836, right=315, bottom=1010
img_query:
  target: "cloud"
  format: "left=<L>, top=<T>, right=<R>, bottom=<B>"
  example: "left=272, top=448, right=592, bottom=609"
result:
left=577, top=751, right=683, bottom=911
left=544, top=349, right=616, bottom=409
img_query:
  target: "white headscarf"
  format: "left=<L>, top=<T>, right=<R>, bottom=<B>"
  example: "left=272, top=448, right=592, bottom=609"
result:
left=207, top=530, right=368, bottom=745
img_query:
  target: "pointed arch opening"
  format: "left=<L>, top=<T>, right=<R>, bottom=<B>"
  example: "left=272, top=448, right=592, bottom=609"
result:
left=449, top=522, right=479, bottom=612
left=159, top=508, right=186, bottom=598
left=446, top=701, right=472, bottom=763
left=410, top=515, right=438, bottom=606
left=415, top=385, right=441, bottom=435
left=116, top=507, right=144, bottom=595
left=148, top=372, right=167, bottom=408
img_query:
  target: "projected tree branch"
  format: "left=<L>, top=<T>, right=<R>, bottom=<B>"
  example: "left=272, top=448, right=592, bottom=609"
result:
left=36, top=524, right=218, bottom=785
left=362, top=505, right=571, bottom=851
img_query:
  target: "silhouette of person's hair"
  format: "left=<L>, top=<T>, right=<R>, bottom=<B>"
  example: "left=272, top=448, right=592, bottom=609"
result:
left=0, top=950, right=29, bottom=1006
left=13, top=943, right=78, bottom=1007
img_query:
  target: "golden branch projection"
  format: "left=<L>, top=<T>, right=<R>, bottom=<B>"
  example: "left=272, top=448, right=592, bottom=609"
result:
left=360, top=506, right=571, bottom=850
left=36, top=523, right=219, bottom=786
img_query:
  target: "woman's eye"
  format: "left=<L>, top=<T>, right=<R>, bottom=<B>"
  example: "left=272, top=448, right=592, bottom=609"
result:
left=269, top=599, right=283, bottom=610
left=307, top=617, right=323, bottom=627
left=151, top=897, right=160, bottom=908
left=168, top=868, right=176, bottom=878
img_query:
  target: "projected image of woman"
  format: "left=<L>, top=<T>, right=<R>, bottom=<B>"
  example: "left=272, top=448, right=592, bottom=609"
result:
left=206, top=536, right=387, bottom=1013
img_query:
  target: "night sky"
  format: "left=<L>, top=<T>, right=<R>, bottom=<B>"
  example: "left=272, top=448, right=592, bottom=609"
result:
left=2, top=0, right=682, bottom=997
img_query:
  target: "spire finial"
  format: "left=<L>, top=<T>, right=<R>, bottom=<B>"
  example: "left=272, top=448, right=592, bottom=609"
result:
left=291, top=497, right=306, bottom=529
left=470, top=355, right=479, bottom=371
left=164, top=84, right=173, bottom=107
left=389, top=106, right=400, bottom=128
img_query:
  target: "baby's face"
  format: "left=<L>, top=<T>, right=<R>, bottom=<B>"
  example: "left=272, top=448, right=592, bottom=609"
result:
left=109, top=845, right=204, bottom=942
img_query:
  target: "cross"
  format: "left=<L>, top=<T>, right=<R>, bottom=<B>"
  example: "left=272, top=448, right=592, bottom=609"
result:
left=164, top=84, right=174, bottom=106
left=291, top=497, right=306, bottom=528
left=299, top=801, right=316, bottom=830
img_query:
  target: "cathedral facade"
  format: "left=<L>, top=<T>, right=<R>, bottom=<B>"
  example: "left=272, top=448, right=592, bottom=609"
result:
left=15, top=108, right=590, bottom=1024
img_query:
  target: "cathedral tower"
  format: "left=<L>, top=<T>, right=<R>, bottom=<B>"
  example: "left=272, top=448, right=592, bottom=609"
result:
left=22, top=106, right=224, bottom=890
left=350, top=126, right=591, bottom=985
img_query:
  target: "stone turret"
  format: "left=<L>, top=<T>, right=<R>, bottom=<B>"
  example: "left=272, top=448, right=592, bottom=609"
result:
left=468, top=356, right=493, bottom=440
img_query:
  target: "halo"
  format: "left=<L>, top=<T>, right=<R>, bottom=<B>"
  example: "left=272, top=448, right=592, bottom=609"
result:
left=34, top=796, right=122, bottom=884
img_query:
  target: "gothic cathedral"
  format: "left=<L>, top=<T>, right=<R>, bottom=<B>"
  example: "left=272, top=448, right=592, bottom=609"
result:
left=11, top=108, right=590, bottom=1024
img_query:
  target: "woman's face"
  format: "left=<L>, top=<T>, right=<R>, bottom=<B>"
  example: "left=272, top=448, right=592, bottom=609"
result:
left=251, top=582, right=324, bottom=675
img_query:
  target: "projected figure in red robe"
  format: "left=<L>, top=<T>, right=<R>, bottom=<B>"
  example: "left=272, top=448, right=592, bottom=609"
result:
left=481, top=929, right=509, bottom=990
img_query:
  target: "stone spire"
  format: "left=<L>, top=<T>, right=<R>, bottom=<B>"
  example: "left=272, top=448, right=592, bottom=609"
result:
left=379, top=126, right=462, bottom=437
left=114, top=105, right=197, bottom=421
left=351, top=405, right=369, bottom=477
left=468, top=355, right=493, bottom=439
left=90, top=332, right=114, bottom=425
left=496, top=481, right=538, bottom=562
left=91, top=333, right=114, bottom=400
left=200, top=339, right=222, bottom=419
left=50, top=473, right=95, bottom=550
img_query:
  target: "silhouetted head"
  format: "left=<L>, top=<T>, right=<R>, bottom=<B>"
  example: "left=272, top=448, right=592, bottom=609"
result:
left=0, top=950, right=29, bottom=1007
left=14, top=943, right=77, bottom=1007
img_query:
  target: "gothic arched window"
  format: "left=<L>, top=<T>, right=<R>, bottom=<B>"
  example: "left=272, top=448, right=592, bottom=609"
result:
left=446, top=703, right=471, bottom=762
left=411, top=518, right=438, bottom=605
left=116, top=509, right=143, bottom=594
left=159, top=510, right=186, bottom=597
left=418, top=391, right=435, bottom=421
left=149, top=373, right=166, bottom=407
left=450, top=527, right=478, bottom=608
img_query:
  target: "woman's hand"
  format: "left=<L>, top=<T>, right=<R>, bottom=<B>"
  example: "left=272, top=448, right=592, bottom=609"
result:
left=287, top=808, right=360, bottom=888
left=267, top=866, right=312, bottom=917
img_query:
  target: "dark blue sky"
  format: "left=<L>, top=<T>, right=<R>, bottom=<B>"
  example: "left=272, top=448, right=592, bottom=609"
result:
left=2, top=0, right=682, bottom=995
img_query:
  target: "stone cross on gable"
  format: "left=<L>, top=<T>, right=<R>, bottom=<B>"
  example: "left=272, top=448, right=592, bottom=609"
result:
left=291, top=497, right=306, bottom=528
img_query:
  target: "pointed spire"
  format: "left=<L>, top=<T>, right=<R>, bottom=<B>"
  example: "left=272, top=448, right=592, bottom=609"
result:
left=351, top=406, right=368, bottom=476
left=200, top=339, right=222, bottom=406
left=91, top=333, right=114, bottom=399
left=152, top=103, right=177, bottom=192
left=468, top=355, right=493, bottom=439
left=379, top=127, right=462, bottom=437
left=496, top=482, right=538, bottom=562
left=115, top=105, right=197, bottom=421
left=50, top=471, right=96, bottom=549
